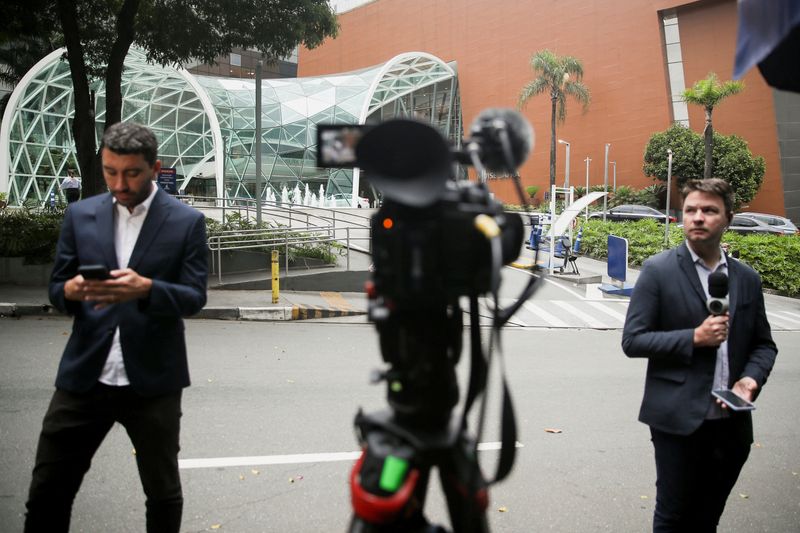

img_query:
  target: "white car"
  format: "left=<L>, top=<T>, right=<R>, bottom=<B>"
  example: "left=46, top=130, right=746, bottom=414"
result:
left=737, top=212, right=798, bottom=235
left=329, top=193, right=370, bottom=208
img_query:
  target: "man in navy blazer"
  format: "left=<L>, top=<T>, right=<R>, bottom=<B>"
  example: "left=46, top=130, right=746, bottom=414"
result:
left=622, top=178, right=777, bottom=532
left=24, top=122, right=208, bottom=533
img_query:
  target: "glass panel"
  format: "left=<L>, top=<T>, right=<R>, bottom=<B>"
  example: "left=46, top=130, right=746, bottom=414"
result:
left=666, top=43, right=682, bottom=63
left=664, top=25, right=680, bottom=45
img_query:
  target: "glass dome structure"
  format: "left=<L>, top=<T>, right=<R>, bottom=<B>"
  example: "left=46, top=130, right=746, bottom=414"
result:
left=0, top=47, right=462, bottom=207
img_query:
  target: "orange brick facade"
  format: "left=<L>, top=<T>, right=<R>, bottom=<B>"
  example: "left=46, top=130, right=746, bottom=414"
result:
left=299, top=0, right=784, bottom=214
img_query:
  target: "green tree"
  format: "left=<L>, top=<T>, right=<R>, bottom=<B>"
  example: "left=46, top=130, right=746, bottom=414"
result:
left=0, top=0, right=338, bottom=198
left=643, top=125, right=765, bottom=210
left=682, top=72, right=744, bottom=179
left=517, top=50, right=590, bottom=190
left=642, top=123, right=704, bottom=183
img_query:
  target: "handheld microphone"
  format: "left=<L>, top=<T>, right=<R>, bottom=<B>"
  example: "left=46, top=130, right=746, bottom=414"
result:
left=707, top=271, right=729, bottom=315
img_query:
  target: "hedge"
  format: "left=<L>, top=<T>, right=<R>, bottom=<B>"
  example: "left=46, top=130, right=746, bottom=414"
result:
left=578, top=219, right=800, bottom=296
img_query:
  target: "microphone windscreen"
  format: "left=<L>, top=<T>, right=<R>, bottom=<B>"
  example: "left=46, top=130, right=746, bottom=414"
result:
left=708, top=271, right=729, bottom=298
left=470, top=108, right=534, bottom=171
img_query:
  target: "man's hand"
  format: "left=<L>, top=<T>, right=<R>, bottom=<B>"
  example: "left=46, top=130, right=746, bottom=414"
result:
left=730, top=377, right=758, bottom=404
left=693, top=313, right=729, bottom=347
left=64, top=268, right=153, bottom=309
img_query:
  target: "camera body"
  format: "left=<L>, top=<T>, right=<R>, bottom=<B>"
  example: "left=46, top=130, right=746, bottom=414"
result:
left=372, top=183, right=522, bottom=304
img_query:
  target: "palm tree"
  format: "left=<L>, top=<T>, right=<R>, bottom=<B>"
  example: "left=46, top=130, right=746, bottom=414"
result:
left=518, top=50, right=590, bottom=190
left=682, top=73, right=744, bottom=179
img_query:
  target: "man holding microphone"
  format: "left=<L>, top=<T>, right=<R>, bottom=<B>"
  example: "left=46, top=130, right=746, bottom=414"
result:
left=622, top=178, right=777, bottom=531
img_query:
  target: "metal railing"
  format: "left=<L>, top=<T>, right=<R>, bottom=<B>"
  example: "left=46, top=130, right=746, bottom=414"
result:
left=201, top=198, right=373, bottom=283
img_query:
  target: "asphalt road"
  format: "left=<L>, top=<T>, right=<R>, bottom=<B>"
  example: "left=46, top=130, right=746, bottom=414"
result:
left=1, top=317, right=798, bottom=532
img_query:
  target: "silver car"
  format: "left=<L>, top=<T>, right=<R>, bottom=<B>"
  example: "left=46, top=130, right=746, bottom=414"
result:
left=737, top=212, right=798, bottom=235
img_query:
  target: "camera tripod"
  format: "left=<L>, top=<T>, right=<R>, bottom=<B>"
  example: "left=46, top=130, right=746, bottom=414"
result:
left=348, top=295, right=518, bottom=533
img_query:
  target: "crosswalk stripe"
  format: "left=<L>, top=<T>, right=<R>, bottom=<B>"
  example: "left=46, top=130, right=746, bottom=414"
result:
left=780, top=310, right=800, bottom=320
left=767, top=311, right=800, bottom=326
left=585, top=301, right=628, bottom=323
left=551, top=300, right=611, bottom=328
left=522, top=301, right=570, bottom=327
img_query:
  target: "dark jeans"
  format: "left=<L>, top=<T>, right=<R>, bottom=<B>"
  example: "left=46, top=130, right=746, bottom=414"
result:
left=24, top=384, right=183, bottom=533
left=64, top=189, right=80, bottom=203
left=651, top=419, right=751, bottom=533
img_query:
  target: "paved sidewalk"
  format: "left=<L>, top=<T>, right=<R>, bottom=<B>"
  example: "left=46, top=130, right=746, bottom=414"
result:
left=0, top=285, right=368, bottom=321
left=0, top=250, right=641, bottom=321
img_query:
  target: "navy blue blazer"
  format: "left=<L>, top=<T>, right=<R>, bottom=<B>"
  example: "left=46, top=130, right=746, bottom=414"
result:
left=49, top=188, right=208, bottom=396
left=622, top=242, right=777, bottom=441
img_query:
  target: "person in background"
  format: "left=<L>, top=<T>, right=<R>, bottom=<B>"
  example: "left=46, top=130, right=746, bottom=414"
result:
left=60, top=169, right=81, bottom=203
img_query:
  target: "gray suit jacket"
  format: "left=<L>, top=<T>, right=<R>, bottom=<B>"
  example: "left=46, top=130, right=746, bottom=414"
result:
left=621, top=242, right=777, bottom=441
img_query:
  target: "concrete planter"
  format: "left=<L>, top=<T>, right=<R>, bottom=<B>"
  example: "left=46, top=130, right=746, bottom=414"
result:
left=0, top=257, right=53, bottom=286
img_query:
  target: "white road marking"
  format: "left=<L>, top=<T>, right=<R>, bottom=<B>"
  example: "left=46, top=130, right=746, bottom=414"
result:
left=522, top=301, right=570, bottom=327
left=178, top=441, right=523, bottom=470
left=551, top=300, right=611, bottom=329
left=585, top=301, right=628, bottom=323
left=767, top=311, right=800, bottom=325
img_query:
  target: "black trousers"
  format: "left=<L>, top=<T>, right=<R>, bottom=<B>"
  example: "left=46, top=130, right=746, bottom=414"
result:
left=24, top=384, right=183, bottom=533
left=650, top=419, right=751, bottom=533
left=64, top=189, right=80, bottom=203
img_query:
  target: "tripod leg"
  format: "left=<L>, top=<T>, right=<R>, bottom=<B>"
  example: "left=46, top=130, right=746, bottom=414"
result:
left=438, top=441, right=490, bottom=533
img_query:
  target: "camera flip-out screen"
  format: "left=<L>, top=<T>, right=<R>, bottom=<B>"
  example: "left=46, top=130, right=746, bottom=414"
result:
left=316, top=124, right=371, bottom=168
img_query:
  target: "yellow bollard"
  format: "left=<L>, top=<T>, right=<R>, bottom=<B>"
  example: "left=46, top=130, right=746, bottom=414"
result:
left=271, top=250, right=279, bottom=303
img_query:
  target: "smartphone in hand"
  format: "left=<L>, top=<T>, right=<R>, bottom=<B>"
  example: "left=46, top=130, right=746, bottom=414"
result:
left=78, top=264, right=110, bottom=280
left=712, top=388, right=755, bottom=411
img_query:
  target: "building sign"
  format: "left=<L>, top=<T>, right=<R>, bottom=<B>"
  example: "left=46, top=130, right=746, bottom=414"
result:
left=157, top=167, right=177, bottom=194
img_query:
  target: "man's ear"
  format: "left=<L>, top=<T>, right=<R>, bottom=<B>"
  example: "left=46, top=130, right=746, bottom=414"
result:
left=153, top=160, right=162, bottom=176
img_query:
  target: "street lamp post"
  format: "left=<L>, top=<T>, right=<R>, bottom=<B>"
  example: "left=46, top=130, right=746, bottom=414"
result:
left=603, top=143, right=611, bottom=221
left=558, top=139, right=570, bottom=187
left=584, top=157, right=591, bottom=221
left=665, top=149, right=673, bottom=247
left=611, top=161, right=617, bottom=192
left=255, top=60, right=263, bottom=226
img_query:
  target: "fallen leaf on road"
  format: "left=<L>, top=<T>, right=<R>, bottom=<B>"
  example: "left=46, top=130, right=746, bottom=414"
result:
left=287, top=379, right=295, bottom=383
left=498, top=506, right=508, bottom=513
left=739, top=493, right=749, bottom=499
left=131, top=448, right=136, bottom=455
left=544, top=428, right=563, bottom=434
left=239, top=475, right=245, bottom=481
left=207, top=378, right=214, bottom=383
left=754, top=442, right=762, bottom=448
left=289, top=477, right=295, bottom=483
left=251, top=469, right=260, bottom=475
left=211, top=524, right=221, bottom=530
left=640, top=495, right=649, bottom=500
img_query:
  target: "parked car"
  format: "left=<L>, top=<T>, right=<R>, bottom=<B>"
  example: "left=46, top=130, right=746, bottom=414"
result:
left=727, top=214, right=785, bottom=235
left=589, top=204, right=676, bottom=223
left=329, top=193, right=370, bottom=208
left=737, top=212, right=798, bottom=235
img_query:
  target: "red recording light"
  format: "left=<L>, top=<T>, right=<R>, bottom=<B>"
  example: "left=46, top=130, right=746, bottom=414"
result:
left=383, top=218, right=394, bottom=229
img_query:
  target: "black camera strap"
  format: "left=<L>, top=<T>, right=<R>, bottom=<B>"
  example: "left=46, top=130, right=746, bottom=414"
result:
left=461, top=295, right=518, bottom=485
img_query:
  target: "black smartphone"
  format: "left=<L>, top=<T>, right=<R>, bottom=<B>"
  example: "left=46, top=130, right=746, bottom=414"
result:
left=78, top=264, right=110, bottom=280
left=712, top=388, right=755, bottom=411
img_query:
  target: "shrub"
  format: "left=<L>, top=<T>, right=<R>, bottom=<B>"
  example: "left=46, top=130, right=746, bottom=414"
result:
left=579, top=218, right=800, bottom=296
left=0, top=207, right=65, bottom=264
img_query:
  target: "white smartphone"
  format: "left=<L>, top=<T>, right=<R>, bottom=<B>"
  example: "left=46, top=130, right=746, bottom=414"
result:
left=712, top=388, right=755, bottom=411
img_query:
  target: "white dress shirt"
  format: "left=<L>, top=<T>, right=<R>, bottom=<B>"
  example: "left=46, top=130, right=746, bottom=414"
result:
left=98, top=183, right=158, bottom=386
left=685, top=241, right=730, bottom=419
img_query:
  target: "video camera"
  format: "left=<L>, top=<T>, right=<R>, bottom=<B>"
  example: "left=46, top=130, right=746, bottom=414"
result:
left=317, top=109, right=532, bottom=303
left=317, top=109, right=536, bottom=532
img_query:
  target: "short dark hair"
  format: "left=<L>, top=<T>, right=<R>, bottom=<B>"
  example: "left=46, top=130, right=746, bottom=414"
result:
left=101, top=122, right=159, bottom=166
left=681, top=178, right=734, bottom=217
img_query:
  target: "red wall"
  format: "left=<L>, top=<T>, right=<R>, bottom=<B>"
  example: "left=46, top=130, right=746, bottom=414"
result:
left=300, top=0, right=784, bottom=214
